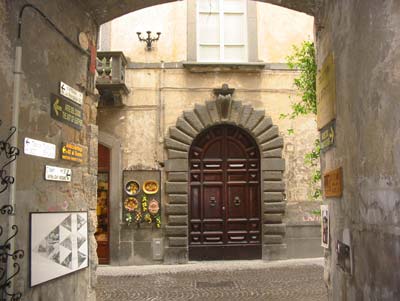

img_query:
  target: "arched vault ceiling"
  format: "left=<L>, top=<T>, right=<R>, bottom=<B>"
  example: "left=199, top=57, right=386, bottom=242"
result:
left=82, top=0, right=315, bottom=25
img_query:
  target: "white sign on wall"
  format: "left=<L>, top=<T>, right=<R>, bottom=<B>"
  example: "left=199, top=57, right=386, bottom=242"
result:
left=24, top=138, right=56, bottom=159
left=60, top=81, right=83, bottom=106
left=45, top=165, right=72, bottom=182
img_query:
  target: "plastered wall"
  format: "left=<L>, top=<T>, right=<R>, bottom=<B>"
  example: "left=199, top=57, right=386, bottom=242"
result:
left=98, top=68, right=319, bottom=203
left=316, top=0, right=400, bottom=299
left=104, top=0, right=314, bottom=64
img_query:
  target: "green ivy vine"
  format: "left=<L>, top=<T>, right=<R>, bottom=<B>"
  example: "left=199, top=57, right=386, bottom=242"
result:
left=283, top=40, right=321, bottom=200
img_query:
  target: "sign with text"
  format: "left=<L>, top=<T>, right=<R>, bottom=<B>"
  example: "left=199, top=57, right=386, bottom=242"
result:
left=61, top=143, right=84, bottom=163
left=50, top=94, right=83, bottom=130
left=320, top=120, right=335, bottom=151
left=324, top=167, right=342, bottom=198
left=60, top=81, right=83, bottom=106
left=45, top=165, right=72, bottom=182
left=317, top=53, right=336, bottom=129
left=24, top=138, right=56, bottom=159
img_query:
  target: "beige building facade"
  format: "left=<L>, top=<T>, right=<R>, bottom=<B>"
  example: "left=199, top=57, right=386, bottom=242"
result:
left=96, top=0, right=318, bottom=265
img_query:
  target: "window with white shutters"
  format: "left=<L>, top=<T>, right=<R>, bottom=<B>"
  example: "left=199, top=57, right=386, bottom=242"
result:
left=197, top=0, right=248, bottom=62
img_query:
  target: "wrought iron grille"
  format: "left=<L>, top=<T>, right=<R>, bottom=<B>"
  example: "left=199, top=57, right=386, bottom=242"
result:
left=0, top=120, right=23, bottom=301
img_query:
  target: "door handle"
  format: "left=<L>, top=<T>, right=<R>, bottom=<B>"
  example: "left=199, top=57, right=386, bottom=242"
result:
left=210, top=196, right=216, bottom=207
left=234, top=196, right=241, bottom=207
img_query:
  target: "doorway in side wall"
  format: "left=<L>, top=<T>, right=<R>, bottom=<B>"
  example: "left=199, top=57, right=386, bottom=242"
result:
left=96, top=143, right=111, bottom=264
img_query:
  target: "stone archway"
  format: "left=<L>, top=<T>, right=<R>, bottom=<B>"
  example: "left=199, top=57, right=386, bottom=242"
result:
left=86, top=0, right=315, bottom=25
left=164, top=94, right=287, bottom=263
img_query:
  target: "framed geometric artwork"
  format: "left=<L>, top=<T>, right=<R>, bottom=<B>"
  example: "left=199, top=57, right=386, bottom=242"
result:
left=29, top=211, right=89, bottom=287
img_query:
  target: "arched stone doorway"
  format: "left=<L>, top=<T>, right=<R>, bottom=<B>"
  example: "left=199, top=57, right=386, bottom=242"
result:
left=164, top=97, right=287, bottom=263
left=188, top=124, right=262, bottom=260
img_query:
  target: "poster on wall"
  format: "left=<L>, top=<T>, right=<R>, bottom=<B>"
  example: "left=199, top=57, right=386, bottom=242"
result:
left=321, top=205, right=329, bottom=249
left=30, top=212, right=89, bottom=287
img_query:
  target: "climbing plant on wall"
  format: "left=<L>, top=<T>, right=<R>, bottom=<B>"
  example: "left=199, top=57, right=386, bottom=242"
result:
left=282, top=40, right=321, bottom=200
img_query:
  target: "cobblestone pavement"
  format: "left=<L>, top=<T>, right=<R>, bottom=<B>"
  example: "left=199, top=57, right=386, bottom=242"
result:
left=96, top=258, right=327, bottom=301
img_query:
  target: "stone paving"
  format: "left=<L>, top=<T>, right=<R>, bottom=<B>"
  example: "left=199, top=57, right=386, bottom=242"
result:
left=96, top=258, right=327, bottom=301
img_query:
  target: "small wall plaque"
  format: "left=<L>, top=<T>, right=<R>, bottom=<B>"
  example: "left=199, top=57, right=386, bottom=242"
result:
left=45, top=165, right=72, bottom=182
left=317, top=53, right=336, bottom=129
left=60, top=81, right=83, bottom=106
left=324, top=167, right=342, bottom=198
left=24, top=137, right=56, bottom=159
left=61, top=143, right=83, bottom=163
left=320, top=120, right=335, bottom=152
left=50, top=94, right=83, bottom=130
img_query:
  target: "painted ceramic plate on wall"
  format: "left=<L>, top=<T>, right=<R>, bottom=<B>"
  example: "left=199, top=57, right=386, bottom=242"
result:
left=124, top=197, right=139, bottom=211
left=143, top=180, right=159, bottom=194
left=148, top=199, right=160, bottom=215
left=125, top=180, right=140, bottom=196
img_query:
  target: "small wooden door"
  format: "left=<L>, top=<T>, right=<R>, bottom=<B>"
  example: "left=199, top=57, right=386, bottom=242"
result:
left=96, top=144, right=110, bottom=264
left=189, top=125, right=261, bottom=260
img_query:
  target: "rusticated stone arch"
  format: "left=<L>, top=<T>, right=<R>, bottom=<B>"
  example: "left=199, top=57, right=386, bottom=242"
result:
left=88, top=0, right=316, bottom=25
left=163, top=98, right=287, bottom=263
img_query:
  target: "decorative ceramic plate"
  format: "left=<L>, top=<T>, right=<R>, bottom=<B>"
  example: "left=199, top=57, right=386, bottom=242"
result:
left=125, top=180, right=140, bottom=196
left=148, top=199, right=160, bottom=215
left=124, top=197, right=139, bottom=212
left=143, top=180, right=159, bottom=194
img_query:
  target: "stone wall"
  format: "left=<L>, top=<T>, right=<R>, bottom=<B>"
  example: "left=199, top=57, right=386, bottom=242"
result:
left=0, top=1, right=98, bottom=300
left=316, top=0, right=400, bottom=299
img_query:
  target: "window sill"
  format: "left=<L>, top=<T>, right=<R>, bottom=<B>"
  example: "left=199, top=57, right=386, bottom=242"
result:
left=182, top=61, right=266, bottom=73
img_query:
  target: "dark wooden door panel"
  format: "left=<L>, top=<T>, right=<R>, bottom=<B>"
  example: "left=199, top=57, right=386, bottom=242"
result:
left=227, top=184, right=247, bottom=218
left=189, top=125, right=261, bottom=260
left=203, top=185, right=223, bottom=219
left=190, top=185, right=201, bottom=219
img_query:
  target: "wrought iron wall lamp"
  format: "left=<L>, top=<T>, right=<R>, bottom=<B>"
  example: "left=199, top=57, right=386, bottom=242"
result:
left=136, top=31, right=161, bottom=51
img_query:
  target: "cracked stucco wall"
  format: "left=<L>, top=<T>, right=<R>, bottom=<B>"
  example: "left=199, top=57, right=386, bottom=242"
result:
left=316, top=0, right=400, bottom=299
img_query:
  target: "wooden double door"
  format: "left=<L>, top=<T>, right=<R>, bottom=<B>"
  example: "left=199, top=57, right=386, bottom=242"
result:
left=189, top=125, right=261, bottom=260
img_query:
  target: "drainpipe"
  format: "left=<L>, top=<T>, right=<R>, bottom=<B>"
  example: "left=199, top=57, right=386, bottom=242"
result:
left=157, top=62, right=166, bottom=165
left=7, top=39, right=22, bottom=300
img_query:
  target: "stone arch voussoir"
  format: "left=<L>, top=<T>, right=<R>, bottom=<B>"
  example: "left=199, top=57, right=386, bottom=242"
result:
left=163, top=98, right=287, bottom=264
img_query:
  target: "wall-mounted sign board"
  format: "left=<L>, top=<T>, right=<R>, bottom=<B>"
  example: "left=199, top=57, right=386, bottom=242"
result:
left=324, top=167, right=342, bottom=198
left=45, top=165, right=72, bottom=182
left=60, top=81, right=83, bottom=106
left=24, top=138, right=56, bottom=159
left=50, top=94, right=83, bottom=130
left=61, top=143, right=83, bottom=163
left=317, top=53, right=336, bottom=129
left=320, top=120, right=335, bottom=152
